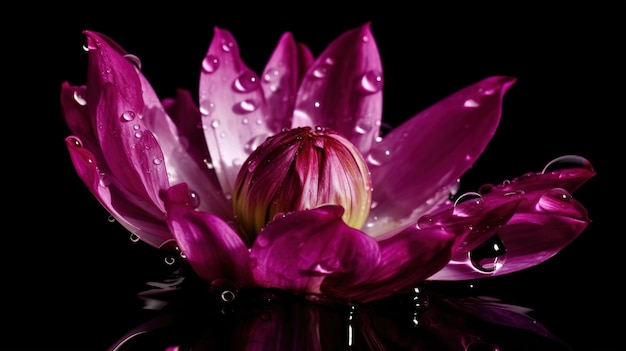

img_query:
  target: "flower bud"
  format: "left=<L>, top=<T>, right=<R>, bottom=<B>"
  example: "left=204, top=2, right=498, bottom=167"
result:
left=233, top=126, right=372, bottom=244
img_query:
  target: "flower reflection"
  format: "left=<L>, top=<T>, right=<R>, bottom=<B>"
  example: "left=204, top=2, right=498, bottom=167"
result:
left=110, top=278, right=570, bottom=351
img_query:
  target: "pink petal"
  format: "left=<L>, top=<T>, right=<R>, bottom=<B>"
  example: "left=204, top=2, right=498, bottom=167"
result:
left=431, top=162, right=595, bottom=280
left=366, top=76, right=516, bottom=237
left=250, top=205, right=380, bottom=295
left=60, top=82, right=99, bottom=154
left=199, top=27, right=272, bottom=197
left=293, top=22, right=383, bottom=155
left=163, top=183, right=251, bottom=286
left=65, top=136, right=173, bottom=248
left=262, top=32, right=314, bottom=133
left=324, top=225, right=456, bottom=302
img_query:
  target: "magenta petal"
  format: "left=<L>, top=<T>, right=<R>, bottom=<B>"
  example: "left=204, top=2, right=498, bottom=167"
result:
left=60, top=82, right=99, bottom=154
left=293, top=22, right=383, bottom=155
left=199, top=27, right=272, bottom=197
left=324, top=225, right=456, bottom=302
left=65, top=137, right=173, bottom=247
left=430, top=186, right=591, bottom=281
left=366, top=76, right=516, bottom=237
left=164, top=183, right=251, bottom=286
left=262, top=32, right=314, bottom=133
left=250, top=205, right=380, bottom=295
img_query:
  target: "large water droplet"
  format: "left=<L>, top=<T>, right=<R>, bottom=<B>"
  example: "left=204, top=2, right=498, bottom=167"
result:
left=202, top=54, right=219, bottom=73
left=232, top=99, right=260, bottom=114
left=232, top=70, right=260, bottom=93
left=360, top=70, right=384, bottom=93
left=366, top=148, right=391, bottom=166
left=120, top=110, right=136, bottom=122
left=537, top=188, right=572, bottom=212
left=73, top=86, right=87, bottom=106
left=469, top=234, right=506, bottom=273
left=453, top=192, right=484, bottom=217
left=542, top=155, right=593, bottom=174
left=464, top=98, right=480, bottom=107
left=199, top=99, right=216, bottom=116
left=123, top=54, right=142, bottom=70
left=188, top=189, right=200, bottom=208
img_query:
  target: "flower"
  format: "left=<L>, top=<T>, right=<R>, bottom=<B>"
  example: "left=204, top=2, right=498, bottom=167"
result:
left=61, top=22, right=594, bottom=303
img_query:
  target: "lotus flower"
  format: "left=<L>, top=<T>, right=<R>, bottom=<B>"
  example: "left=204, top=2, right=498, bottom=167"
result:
left=60, top=22, right=595, bottom=303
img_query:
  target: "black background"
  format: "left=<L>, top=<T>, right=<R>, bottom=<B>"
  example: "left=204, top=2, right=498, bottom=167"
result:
left=7, top=2, right=623, bottom=350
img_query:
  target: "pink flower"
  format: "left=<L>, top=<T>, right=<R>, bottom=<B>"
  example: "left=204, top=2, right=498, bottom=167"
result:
left=60, top=22, right=594, bottom=303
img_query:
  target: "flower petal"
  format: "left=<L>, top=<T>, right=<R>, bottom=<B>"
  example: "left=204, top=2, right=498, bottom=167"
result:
left=324, top=225, right=456, bottom=302
left=262, top=32, right=314, bottom=133
left=65, top=136, right=173, bottom=247
left=365, top=76, right=516, bottom=237
left=293, top=22, right=383, bottom=155
left=430, top=163, right=595, bottom=280
left=250, top=205, right=380, bottom=295
left=163, top=183, right=251, bottom=286
left=199, top=27, right=273, bottom=197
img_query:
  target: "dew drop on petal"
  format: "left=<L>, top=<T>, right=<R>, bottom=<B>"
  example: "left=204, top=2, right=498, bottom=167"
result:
left=232, top=99, right=259, bottom=114
left=134, top=131, right=143, bottom=138
left=537, top=188, right=572, bottom=212
left=202, top=54, right=220, bottom=73
left=121, top=110, right=136, bottom=122
left=360, top=70, right=384, bottom=93
left=123, top=54, right=142, bottom=70
left=152, top=157, right=163, bottom=165
left=464, top=99, right=480, bottom=108
left=210, top=278, right=238, bottom=302
left=221, top=41, right=234, bottom=52
left=453, top=192, right=484, bottom=217
left=73, top=86, right=87, bottom=106
left=542, top=155, right=593, bottom=174
left=244, top=134, right=270, bottom=154
left=199, top=99, right=216, bottom=116
left=129, top=233, right=140, bottom=243
left=68, top=137, right=82, bottom=148
left=232, top=70, right=260, bottom=93
left=313, top=65, right=328, bottom=78
left=366, top=148, right=391, bottom=166
left=355, top=120, right=373, bottom=134
left=469, top=234, right=506, bottom=273
left=416, top=216, right=434, bottom=229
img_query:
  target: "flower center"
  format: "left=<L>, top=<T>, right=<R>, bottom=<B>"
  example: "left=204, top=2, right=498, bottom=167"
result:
left=232, top=126, right=372, bottom=245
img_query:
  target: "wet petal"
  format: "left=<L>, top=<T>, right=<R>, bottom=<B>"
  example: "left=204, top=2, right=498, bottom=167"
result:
left=199, top=27, right=272, bottom=197
left=430, top=187, right=590, bottom=280
left=250, top=205, right=380, bottom=295
left=164, top=183, right=251, bottom=286
left=65, top=136, right=172, bottom=247
left=324, top=225, right=456, bottom=302
left=262, top=32, right=314, bottom=133
left=293, top=22, right=383, bottom=155
left=60, top=82, right=99, bottom=154
left=365, top=76, right=516, bottom=237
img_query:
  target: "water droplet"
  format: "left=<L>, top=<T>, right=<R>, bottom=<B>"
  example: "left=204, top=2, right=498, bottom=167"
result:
left=366, top=148, right=391, bottom=166
left=311, top=258, right=341, bottom=274
left=464, top=99, right=480, bottom=107
left=120, top=110, right=136, bottom=122
left=188, top=189, right=200, bottom=208
left=542, top=155, right=593, bottom=174
left=129, top=233, right=140, bottom=243
left=232, top=70, right=260, bottom=93
left=453, top=192, right=484, bottom=217
left=152, top=157, right=163, bottom=165
left=123, top=54, right=142, bottom=70
left=244, top=134, right=269, bottom=154
left=210, top=278, right=238, bottom=302
left=164, top=255, right=176, bottom=265
left=313, top=65, right=328, bottom=78
left=221, top=41, right=234, bottom=52
left=134, top=131, right=143, bottom=138
left=469, top=234, right=506, bottom=273
left=68, top=136, right=82, bottom=148
left=416, top=216, right=434, bottom=229
left=232, top=99, right=259, bottom=114
left=73, top=87, right=87, bottom=106
left=199, top=99, right=216, bottom=116
left=210, top=119, right=220, bottom=128
left=360, top=70, right=384, bottom=93
left=355, top=120, right=373, bottom=134
left=202, top=54, right=219, bottom=73
left=412, top=285, right=430, bottom=327
left=537, top=188, right=572, bottom=212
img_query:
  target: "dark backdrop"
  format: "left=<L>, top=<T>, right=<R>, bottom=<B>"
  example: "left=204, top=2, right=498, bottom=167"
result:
left=7, top=2, right=622, bottom=350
